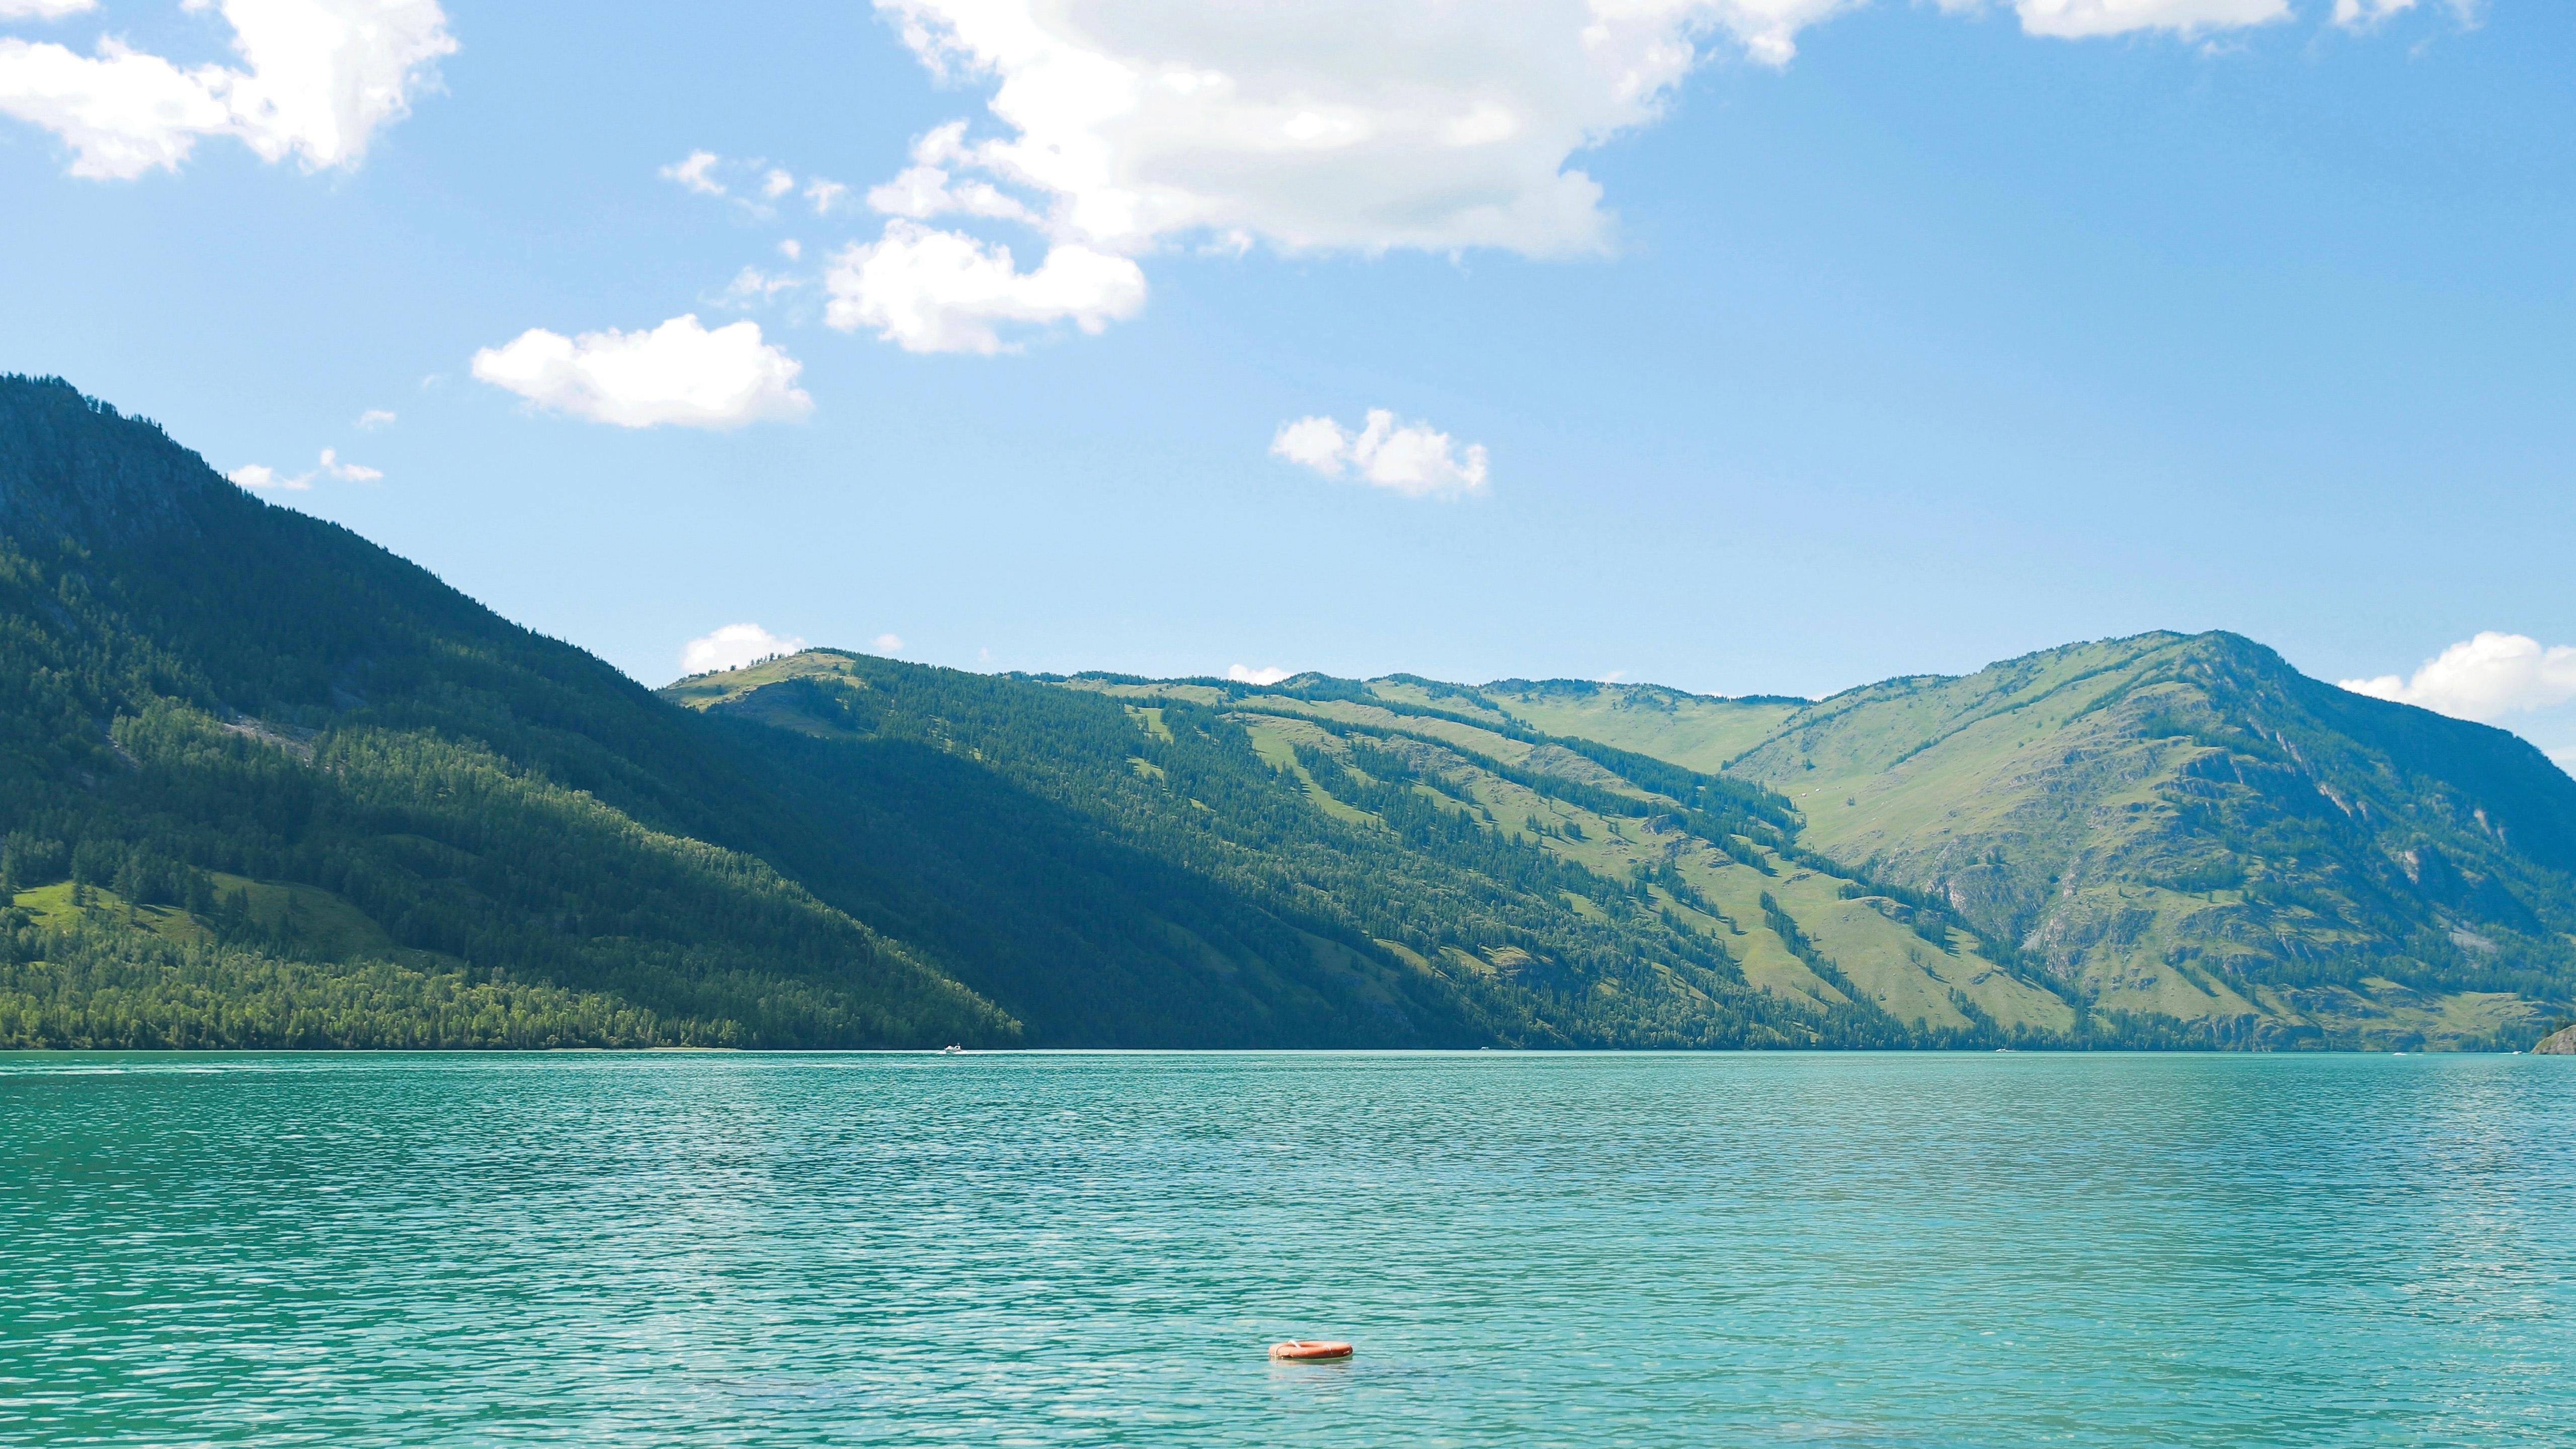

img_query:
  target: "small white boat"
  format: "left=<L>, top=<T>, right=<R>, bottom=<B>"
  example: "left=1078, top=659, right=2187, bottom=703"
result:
left=941, top=1044, right=964, bottom=1055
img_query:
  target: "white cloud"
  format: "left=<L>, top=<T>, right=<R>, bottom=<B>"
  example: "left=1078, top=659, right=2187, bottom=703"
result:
left=0, top=1, right=98, bottom=19
left=680, top=623, right=807, bottom=676
left=778, top=238, right=802, bottom=260
left=317, top=446, right=379, bottom=480
left=0, top=0, right=456, bottom=180
left=804, top=177, right=851, bottom=213
left=868, top=164, right=1038, bottom=223
left=354, top=407, right=395, bottom=429
left=761, top=166, right=794, bottom=198
left=1228, top=664, right=1292, bottom=685
left=869, top=0, right=1736, bottom=260
left=661, top=148, right=724, bottom=195
left=865, top=121, right=1038, bottom=223
left=228, top=462, right=299, bottom=490
left=2339, top=633, right=2576, bottom=722
left=228, top=446, right=380, bottom=490
left=823, top=220, right=1145, bottom=354
left=719, top=265, right=801, bottom=307
left=844, top=0, right=2321, bottom=353
left=2330, top=0, right=2413, bottom=24
left=872, top=633, right=906, bottom=654
left=2011, top=0, right=2289, bottom=38
left=1269, top=408, right=1489, bottom=500
left=0, top=38, right=229, bottom=178
left=1269, top=415, right=1348, bottom=474
left=470, top=313, right=814, bottom=429
left=867, top=0, right=2326, bottom=269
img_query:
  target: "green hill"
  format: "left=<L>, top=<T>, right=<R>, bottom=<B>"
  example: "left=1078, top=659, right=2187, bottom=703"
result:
left=5, top=375, right=2566, bottom=1050
left=0, top=375, right=1011, bottom=1049
left=0, top=375, right=1939, bottom=1051
left=975, top=668, right=2085, bottom=1043
left=664, top=652, right=2094, bottom=1048
left=1437, top=635, right=2576, bottom=1048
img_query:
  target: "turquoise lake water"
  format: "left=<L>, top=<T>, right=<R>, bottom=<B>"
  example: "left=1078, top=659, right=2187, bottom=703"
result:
left=4, top=1051, right=2572, bottom=1446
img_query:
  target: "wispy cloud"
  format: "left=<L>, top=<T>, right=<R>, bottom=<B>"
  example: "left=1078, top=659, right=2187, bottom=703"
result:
left=659, top=149, right=724, bottom=196
left=0, top=2, right=102, bottom=21
left=228, top=446, right=383, bottom=491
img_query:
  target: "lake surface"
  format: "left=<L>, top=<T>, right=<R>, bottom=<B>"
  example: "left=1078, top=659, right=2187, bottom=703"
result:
left=4, top=1052, right=2573, bottom=1446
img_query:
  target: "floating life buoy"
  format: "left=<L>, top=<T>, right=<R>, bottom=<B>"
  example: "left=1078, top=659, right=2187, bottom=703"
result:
left=1269, top=1340, right=1353, bottom=1361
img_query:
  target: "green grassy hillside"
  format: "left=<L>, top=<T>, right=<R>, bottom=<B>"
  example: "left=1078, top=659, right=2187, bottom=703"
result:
left=1533, top=633, right=2576, bottom=1048
left=1466, top=679, right=1805, bottom=774
left=1010, top=669, right=2082, bottom=1043
left=669, top=652, right=1963, bottom=1048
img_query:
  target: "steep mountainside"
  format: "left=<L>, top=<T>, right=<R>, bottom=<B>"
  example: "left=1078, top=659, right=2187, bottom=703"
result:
left=3, top=375, right=2059, bottom=1053
left=667, top=654, right=2050, bottom=1048
left=1479, top=635, right=2576, bottom=1047
left=665, top=655, right=1511, bottom=1048
left=0, top=376, right=1010, bottom=1049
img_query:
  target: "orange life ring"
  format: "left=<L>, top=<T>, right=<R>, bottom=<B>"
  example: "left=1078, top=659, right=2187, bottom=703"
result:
left=1269, top=1340, right=1353, bottom=1361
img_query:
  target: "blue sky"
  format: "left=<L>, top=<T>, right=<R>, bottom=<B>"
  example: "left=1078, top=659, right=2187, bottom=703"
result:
left=4, top=1, right=2572, bottom=762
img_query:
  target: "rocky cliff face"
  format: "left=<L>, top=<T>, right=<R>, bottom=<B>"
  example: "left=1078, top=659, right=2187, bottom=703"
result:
left=2534, top=1024, right=2576, bottom=1055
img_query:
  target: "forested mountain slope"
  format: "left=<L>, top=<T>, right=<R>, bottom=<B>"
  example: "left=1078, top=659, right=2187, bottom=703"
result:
left=7, top=376, right=2562, bottom=1051
left=1429, top=636, right=2576, bottom=1048
left=672, top=654, right=2078, bottom=1048
left=3, top=375, right=2041, bottom=1052
left=0, top=375, right=1010, bottom=1049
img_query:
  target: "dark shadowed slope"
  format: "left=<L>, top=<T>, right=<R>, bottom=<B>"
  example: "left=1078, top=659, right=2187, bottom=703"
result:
left=0, top=375, right=1012, bottom=1048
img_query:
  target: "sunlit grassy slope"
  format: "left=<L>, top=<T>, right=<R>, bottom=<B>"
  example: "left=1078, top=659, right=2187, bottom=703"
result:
left=1018, top=670, right=2083, bottom=1040
left=675, top=655, right=1830, bottom=1046
left=661, top=652, right=2093, bottom=1046
left=1472, top=634, right=2576, bottom=1048
left=1462, top=679, right=1805, bottom=774
left=671, top=641, right=2576, bottom=1048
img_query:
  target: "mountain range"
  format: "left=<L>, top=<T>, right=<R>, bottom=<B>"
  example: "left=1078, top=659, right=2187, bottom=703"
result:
left=5, top=375, right=2571, bottom=1051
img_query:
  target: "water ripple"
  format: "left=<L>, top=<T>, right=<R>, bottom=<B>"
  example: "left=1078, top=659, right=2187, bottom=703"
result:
left=2, top=1052, right=2571, bottom=1446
